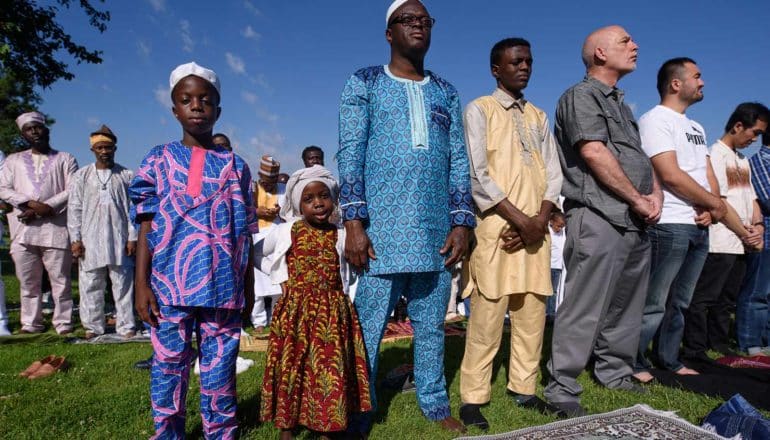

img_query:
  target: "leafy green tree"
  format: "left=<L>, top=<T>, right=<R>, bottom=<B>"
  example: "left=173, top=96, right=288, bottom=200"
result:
left=0, top=0, right=110, bottom=154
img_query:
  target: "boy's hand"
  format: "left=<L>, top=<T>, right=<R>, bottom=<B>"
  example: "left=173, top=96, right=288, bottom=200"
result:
left=71, top=241, right=85, bottom=259
left=500, top=228, right=525, bottom=253
left=126, top=241, right=137, bottom=256
left=135, top=283, right=159, bottom=327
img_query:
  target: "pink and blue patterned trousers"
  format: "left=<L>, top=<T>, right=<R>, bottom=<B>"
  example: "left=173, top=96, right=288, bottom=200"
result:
left=150, top=305, right=241, bottom=439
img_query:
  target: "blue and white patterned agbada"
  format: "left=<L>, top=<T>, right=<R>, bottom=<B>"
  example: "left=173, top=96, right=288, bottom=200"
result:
left=337, top=65, right=475, bottom=275
left=337, top=65, right=474, bottom=425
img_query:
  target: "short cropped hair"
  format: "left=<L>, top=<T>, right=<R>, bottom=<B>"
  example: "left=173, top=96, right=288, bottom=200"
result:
left=490, top=38, right=531, bottom=69
left=301, top=145, right=324, bottom=161
left=656, top=57, right=696, bottom=98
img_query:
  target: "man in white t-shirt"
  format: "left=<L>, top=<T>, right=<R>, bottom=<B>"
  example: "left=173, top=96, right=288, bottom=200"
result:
left=682, top=102, right=768, bottom=360
left=633, top=58, right=751, bottom=382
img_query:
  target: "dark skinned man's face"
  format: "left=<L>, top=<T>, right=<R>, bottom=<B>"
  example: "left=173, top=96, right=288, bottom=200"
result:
left=213, top=135, right=231, bottom=151
left=91, top=143, right=116, bottom=167
left=303, top=151, right=324, bottom=167
left=493, top=45, right=533, bottom=98
left=386, top=1, right=432, bottom=56
left=259, top=175, right=278, bottom=192
left=21, top=122, right=50, bottom=150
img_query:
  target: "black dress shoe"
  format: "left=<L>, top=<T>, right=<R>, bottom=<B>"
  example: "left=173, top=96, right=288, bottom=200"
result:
left=459, top=403, right=489, bottom=431
left=508, top=392, right=563, bottom=415
left=133, top=356, right=153, bottom=370
left=549, top=401, right=588, bottom=418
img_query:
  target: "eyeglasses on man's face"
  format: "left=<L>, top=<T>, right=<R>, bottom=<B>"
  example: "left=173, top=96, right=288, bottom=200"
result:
left=389, top=14, right=436, bottom=29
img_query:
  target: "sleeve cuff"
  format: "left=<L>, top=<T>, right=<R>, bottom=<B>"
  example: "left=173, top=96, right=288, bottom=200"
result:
left=339, top=177, right=368, bottom=221
left=341, top=203, right=369, bottom=222
left=450, top=187, right=476, bottom=227
left=450, top=210, right=476, bottom=227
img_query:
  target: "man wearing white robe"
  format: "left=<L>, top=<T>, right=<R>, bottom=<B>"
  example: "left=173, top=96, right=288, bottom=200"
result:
left=0, top=111, right=78, bottom=334
left=68, top=125, right=137, bottom=338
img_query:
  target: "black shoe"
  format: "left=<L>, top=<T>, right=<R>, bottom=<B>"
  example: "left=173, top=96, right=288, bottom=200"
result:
left=549, top=401, right=587, bottom=418
left=612, top=378, right=649, bottom=394
left=508, top=392, right=562, bottom=415
left=133, top=356, right=153, bottom=370
left=459, top=404, right=489, bottom=431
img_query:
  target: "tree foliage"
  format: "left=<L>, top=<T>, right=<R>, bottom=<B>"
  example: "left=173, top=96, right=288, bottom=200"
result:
left=0, top=0, right=110, bottom=154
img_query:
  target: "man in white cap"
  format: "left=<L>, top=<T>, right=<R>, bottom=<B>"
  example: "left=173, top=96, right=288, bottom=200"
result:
left=0, top=111, right=78, bottom=334
left=251, top=154, right=285, bottom=334
left=338, top=0, right=474, bottom=434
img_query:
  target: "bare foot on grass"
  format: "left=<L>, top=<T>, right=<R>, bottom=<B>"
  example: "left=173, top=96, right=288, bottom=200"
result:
left=675, top=367, right=699, bottom=375
left=632, top=371, right=655, bottom=383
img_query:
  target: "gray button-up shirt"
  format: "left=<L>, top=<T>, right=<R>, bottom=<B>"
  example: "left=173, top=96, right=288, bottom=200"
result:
left=555, top=76, right=653, bottom=230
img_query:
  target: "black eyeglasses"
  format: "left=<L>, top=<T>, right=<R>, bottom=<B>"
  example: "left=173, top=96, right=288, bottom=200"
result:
left=389, top=14, right=436, bottom=29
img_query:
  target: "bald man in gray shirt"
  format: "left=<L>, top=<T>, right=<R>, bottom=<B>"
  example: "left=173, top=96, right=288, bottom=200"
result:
left=543, top=25, right=663, bottom=418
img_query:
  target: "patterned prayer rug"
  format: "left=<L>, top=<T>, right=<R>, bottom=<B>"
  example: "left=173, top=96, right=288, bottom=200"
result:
left=455, top=405, right=727, bottom=440
left=381, top=319, right=466, bottom=343
left=716, top=354, right=770, bottom=369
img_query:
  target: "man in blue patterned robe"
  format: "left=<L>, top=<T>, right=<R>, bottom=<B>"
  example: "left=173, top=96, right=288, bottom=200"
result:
left=337, top=0, right=475, bottom=434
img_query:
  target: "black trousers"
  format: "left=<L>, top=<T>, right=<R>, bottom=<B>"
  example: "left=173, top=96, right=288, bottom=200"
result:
left=682, top=253, right=746, bottom=357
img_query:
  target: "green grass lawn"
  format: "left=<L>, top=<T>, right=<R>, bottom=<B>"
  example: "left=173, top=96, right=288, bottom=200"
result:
left=0, top=242, right=730, bottom=439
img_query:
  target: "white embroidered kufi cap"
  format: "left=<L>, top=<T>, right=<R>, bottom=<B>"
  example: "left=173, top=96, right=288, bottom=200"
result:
left=169, top=61, right=221, bottom=95
left=386, top=0, right=423, bottom=25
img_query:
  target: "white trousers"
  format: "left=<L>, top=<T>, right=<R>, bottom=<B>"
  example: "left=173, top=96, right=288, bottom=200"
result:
left=251, top=294, right=280, bottom=327
left=78, top=264, right=135, bottom=335
left=11, top=242, right=72, bottom=333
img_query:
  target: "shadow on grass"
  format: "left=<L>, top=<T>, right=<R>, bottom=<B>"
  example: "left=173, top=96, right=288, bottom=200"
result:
left=238, top=389, right=264, bottom=432
left=372, top=330, right=514, bottom=422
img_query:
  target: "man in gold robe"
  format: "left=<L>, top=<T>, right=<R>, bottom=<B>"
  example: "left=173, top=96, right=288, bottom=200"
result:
left=459, top=38, right=563, bottom=430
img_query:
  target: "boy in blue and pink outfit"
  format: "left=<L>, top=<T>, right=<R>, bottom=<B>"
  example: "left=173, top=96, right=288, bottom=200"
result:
left=130, top=62, right=258, bottom=439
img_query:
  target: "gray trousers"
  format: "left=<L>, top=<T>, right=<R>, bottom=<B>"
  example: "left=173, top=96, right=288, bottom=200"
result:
left=544, top=207, right=650, bottom=403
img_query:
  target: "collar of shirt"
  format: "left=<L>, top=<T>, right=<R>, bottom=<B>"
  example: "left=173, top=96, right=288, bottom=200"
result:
left=715, top=139, right=733, bottom=153
left=584, top=75, right=624, bottom=103
left=492, top=88, right=527, bottom=111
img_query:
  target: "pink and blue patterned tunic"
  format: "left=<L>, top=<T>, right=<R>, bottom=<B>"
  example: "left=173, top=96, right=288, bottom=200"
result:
left=337, top=65, right=475, bottom=275
left=129, top=141, right=258, bottom=309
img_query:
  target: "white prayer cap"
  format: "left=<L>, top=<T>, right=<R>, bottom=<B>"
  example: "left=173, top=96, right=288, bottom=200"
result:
left=169, top=61, right=221, bottom=96
left=386, top=0, right=423, bottom=25
left=280, top=165, right=339, bottom=220
left=15, top=111, right=46, bottom=130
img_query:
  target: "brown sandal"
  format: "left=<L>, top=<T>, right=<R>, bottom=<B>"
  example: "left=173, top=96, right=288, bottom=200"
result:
left=28, top=356, right=69, bottom=380
left=19, top=355, right=57, bottom=378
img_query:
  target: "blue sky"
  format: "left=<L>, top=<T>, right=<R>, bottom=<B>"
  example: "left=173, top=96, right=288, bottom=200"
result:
left=37, top=0, right=770, bottom=175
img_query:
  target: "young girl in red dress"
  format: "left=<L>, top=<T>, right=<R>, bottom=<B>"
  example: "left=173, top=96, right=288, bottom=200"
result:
left=259, top=165, right=371, bottom=439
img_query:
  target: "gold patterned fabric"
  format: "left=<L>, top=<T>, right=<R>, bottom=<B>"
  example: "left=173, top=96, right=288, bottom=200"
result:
left=260, top=220, right=371, bottom=431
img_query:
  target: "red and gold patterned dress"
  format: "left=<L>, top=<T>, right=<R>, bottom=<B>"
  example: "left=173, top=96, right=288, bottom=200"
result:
left=260, top=220, right=372, bottom=431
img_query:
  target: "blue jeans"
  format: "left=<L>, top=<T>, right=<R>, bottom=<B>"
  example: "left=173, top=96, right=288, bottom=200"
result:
left=736, top=248, right=770, bottom=351
left=635, top=224, right=709, bottom=372
left=546, top=269, right=562, bottom=318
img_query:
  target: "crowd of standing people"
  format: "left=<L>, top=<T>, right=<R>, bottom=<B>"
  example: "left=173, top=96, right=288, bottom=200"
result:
left=1, top=0, right=769, bottom=439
